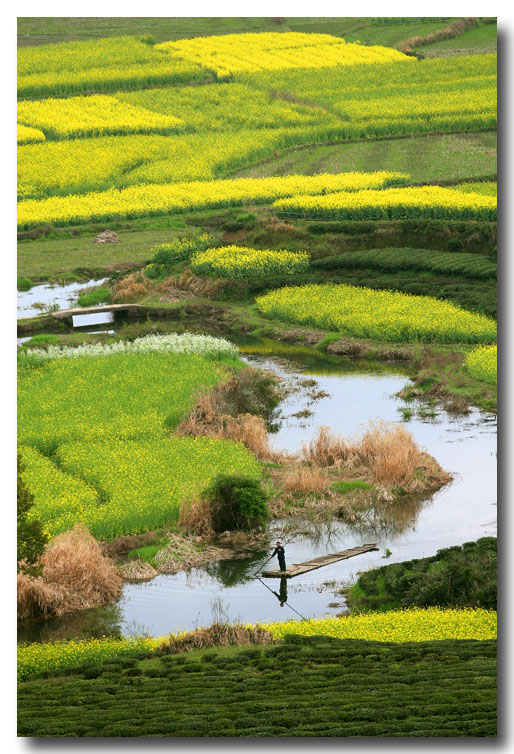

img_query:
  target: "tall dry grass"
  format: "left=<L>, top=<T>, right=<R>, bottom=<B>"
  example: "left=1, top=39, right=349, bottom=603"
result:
left=281, top=465, right=331, bottom=496
left=156, top=623, right=274, bottom=655
left=356, top=421, right=424, bottom=489
left=113, top=272, right=153, bottom=303
left=301, top=426, right=355, bottom=467
left=17, top=523, right=122, bottom=621
left=300, top=421, right=450, bottom=494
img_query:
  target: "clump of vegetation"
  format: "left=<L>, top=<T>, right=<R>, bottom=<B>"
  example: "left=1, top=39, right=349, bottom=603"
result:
left=17, top=277, right=33, bottom=291
left=17, top=453, right=47, bottom=573
left=205, top=474, right=270, bottom=532
left=145, top=233, right=216, bottom=278
left=77, top=286, right=112, bottom=307
left=112, top=272, right=153, bottom=302
left=17, top=523, right=122, bottom=620
left=348, top=537, right=497, bottom=613
left=24, top=333, right=62, bottom=347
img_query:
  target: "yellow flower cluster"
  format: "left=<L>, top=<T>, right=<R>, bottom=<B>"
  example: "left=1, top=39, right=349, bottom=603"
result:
left=17, top=95, right=186, bottom=140
left=18, top=36, right=205, bottom=98
left=261, top=608, right=497, bottom=643
left=156, top=32, right=411, bottom=78
left=256, top=283, right=497, bottom=344
left=465, top=344, right=497, bottom=384
left=191, top=245, right=309, bottom=280
left=17, top=171, right=407, bottom=228
left=17, top=123, right=45, bottom=145
left=19, top=445, right=98, bottom=537
left=18, top=636, right=162, bottom=682
left=273, top=185, right=497, bottom=221
left=18, top=607, right=496, bottom=681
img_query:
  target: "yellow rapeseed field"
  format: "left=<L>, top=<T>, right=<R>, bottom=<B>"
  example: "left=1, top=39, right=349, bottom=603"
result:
left=156, top=32, right=411, bottom=78
left=256, top=283, right=497, bottom=343
left=273, top=185, right=497, bottom=221
left=261, top=608, right=497, bottom=642
left=17, top=95, right=186, bottom=139
left=465, top=344, right=497, bottom=384
left=191, top=245, right=309, bottom=279
left=17, top=171, right=407, bottom=228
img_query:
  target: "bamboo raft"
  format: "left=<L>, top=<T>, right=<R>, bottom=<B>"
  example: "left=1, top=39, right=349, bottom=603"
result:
left=260, top=543, right=379, bottom=578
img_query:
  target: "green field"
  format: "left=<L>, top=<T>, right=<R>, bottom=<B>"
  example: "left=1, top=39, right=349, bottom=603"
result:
left=237, top=132, right=497, bottom=183
left=17, top=635, right=497, bottom=737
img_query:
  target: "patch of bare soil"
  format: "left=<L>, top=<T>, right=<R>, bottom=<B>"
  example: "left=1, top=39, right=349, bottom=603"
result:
left=221, top=229, right=249, bottom=243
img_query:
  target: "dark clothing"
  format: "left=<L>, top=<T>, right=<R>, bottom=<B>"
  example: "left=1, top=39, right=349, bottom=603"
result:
left=272, top=577, right=288, bottom=605
left=271, top=545, right=286, bottom=571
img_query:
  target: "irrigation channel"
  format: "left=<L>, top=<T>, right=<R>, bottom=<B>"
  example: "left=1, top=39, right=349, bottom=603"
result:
left=17, top=331, right=497, bottom=644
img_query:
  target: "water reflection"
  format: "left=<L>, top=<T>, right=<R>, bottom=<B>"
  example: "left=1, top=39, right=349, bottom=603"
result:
left=204, top=551, right=268, bottom=587
left=17, top=279, right=107, bottom=319
left=18, top=602, right=123, bottom=645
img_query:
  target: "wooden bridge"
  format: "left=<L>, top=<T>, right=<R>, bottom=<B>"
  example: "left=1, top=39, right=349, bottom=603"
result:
left=260, top=543, right=379, bottom=579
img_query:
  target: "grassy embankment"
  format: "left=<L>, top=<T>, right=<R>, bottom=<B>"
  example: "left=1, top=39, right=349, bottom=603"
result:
left=347, top=537, right=497, bottom=613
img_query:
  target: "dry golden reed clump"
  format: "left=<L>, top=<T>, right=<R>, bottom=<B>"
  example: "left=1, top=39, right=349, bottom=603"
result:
left=113, top=271, right=153, bottom=303
left=17, top=523, right=122, bottom=621
left=281, top=464, right=331, bottom=496
left=301, top=421, right=450, bottom=494
left=156, top=623, right=274, bottom=655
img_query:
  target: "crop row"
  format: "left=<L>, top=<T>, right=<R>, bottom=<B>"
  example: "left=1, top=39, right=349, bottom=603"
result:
left=17, top=115, right=494, bottom=202
left=17, top=608, right=497, bottom=682
left=17, top=95, right=186, bottom=140
left=17, top=170, right=407, bottom=228
left=312, top=247, right=497, bottom=279
left=256, top=283, right=497, bottom=344
left=17, top=124, right=45, bottom=145
left=273, top=186, right=497, bottom=221
left=191, top=245, right=309, bottom=280
left=18, top=635, right=496, bottom=736
left=156, top=32, right=410, bottom=78
left=465, top=344, right=497, bottom=384
left=17, top=36, right=206, bottom=98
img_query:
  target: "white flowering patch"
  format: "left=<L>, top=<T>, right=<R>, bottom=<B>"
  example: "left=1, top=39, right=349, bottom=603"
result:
left=20, top=332, right=239, bottom=361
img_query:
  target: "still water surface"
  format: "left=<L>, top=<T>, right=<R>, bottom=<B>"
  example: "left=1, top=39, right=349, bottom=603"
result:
left=18, top=342, right=496, bottom=643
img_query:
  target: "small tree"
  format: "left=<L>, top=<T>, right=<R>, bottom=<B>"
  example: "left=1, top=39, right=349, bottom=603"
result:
left=17, top=453, right=47, bottom=572
left=206, top=475, right=270, bottom=533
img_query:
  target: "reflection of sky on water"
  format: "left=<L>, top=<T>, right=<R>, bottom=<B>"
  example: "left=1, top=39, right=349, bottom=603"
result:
left=17, top=278, right=107, bottom=318
left=19, top=347, right=496, bottom=641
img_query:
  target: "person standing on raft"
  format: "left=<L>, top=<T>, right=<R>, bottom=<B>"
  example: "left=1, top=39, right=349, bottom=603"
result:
left=271, top=541, right=287, bottom=572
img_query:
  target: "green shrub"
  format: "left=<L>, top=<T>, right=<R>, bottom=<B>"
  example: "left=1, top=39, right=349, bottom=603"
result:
left=77, top=286, right=112, bottom=307
left=17, top=277, right=33, bottom=291
left=205, top=474, right=269, bottom=532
